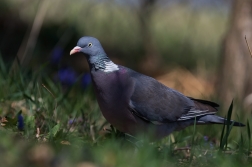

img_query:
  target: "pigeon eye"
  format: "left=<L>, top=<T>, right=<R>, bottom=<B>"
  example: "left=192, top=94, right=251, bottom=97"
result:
left=88, top=43, right=93, bottom=47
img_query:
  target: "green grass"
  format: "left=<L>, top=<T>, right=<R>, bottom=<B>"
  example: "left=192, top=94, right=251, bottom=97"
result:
left=0, top=56, right=252, bottom=167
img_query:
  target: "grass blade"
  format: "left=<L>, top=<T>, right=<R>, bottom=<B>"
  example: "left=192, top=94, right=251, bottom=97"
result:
left=0, top=54, right=7, bottom=77
left=190, top=116, right=197, bottom=162
left=225, top=100, right=233, bottom=150
left=219, top=116, right=226, bottom=150
left=239, top=132, right=244, bottom=153
left=247, top=119, right=251, bottom=155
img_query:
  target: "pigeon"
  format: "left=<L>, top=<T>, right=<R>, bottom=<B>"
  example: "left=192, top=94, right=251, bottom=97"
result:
left=70, top=36, right=244, bottom=140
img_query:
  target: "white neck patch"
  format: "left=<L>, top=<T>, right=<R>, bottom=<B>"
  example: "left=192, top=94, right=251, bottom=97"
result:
left=103, top=61, right=119, bottom=72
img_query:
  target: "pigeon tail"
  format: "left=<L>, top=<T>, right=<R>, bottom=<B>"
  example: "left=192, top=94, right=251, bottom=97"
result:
left=196, top=115, right=245, bottom=127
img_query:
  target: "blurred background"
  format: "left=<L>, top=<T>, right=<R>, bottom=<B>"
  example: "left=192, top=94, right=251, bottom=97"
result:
left=1, top=0, right=252, bottom=110
left=0, top=0, right=252, bottom=118
left=0, top=0, right=252, bottom=109
left=1, top=0, right=252, bottom=166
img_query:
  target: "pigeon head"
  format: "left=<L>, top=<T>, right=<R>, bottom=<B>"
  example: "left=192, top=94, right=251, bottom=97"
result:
left=70, top=36, right=119, bottom=72
left=70, top=36, right=107, bottom=62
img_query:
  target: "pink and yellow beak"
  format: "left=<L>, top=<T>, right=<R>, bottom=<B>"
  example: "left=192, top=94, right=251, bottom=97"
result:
left=70, top=46, right=82, bottom=55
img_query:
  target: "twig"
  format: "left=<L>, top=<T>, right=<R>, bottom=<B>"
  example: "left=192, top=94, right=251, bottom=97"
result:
left=90, top=124, right=95, bottom=142
left=41, top=83, right=58, bottom=118
left=245, top=36, right=252, bottom=58
left=10, top=0, right=50, bottom=74
left=19, top=0, right=50, bottom=64
left=204, top=149, right=208, bottom=155
left=36, top=127, right=40, bottom=138
left=41, top=84, right=55, bottom=98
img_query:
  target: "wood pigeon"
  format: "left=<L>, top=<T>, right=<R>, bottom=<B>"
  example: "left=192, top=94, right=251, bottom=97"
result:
left=70, top=36, right=244, bottom=140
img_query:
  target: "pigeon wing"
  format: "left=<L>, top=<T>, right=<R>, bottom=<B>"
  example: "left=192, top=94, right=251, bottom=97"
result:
left=127, top=68, right=194, bottom=123
left=177, top=97, right=219, bottom=121
left=126, top=68, right=219, bottom=123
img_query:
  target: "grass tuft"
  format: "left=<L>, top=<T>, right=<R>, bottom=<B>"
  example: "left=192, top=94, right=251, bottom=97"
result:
left=0, top=57, right=251, bottom=166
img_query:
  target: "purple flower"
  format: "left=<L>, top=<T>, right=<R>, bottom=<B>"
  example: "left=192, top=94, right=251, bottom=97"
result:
left=81, top=73, right=91, bottom=89
left=51, top=47, right=63, bottom=64
left=58, top=67, right=76, bottom=86
left=203, top=136, right=209, bottom=142
left=17, top=111, right=24, bottom=131
left=68, top=119, right=75, bottom=125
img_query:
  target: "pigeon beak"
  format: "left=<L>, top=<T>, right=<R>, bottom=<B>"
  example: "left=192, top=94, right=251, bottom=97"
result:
left=70, top=46, right=82, bottom=55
